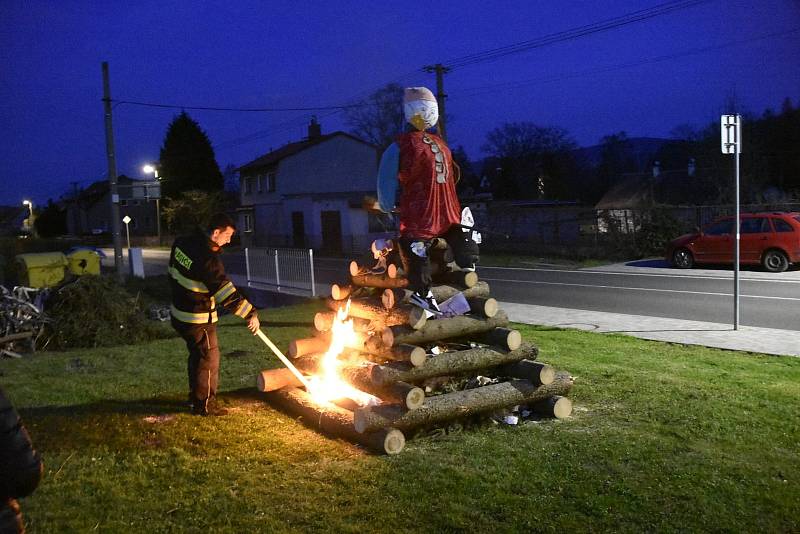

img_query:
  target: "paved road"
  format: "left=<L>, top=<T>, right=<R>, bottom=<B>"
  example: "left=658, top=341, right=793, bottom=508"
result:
left=104, top=249, right=800, bottom=332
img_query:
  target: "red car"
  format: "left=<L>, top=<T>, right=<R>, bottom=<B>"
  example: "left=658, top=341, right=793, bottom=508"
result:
left=666, top=212, right=800, bottom=272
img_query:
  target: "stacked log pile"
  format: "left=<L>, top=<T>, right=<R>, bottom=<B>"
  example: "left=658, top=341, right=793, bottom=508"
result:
left=258, top=243, right=573, bottom=454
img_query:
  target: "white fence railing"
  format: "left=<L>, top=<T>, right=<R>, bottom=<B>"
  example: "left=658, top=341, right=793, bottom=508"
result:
left=244, top=247, right=316, bottom=297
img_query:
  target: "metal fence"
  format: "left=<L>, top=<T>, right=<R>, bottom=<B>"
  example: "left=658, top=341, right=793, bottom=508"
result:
left=244, top=247, right=316, bottom=297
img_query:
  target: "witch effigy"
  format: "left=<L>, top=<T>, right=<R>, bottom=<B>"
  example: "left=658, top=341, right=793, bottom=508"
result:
left=373, top=87, right=479, bottom=317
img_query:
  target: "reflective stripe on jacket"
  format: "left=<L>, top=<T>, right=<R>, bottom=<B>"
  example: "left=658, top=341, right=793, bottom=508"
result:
left=169, top=232, right=255, bottom=324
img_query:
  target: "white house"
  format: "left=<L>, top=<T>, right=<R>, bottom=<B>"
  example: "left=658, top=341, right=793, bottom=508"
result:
left=237, top=120, right=388, bottom=254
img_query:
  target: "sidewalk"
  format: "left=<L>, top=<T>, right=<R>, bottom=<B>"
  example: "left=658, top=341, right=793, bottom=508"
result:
left=501, top=302, right=800, bottom=357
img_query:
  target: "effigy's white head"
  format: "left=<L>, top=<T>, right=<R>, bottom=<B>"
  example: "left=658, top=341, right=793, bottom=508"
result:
left=403, top=87, right=438, bottom=131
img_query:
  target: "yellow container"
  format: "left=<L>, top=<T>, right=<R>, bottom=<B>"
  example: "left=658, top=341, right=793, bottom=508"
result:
left=15, top=252, right=68, bottom=288
left=66, top=249, right=101, bottom=276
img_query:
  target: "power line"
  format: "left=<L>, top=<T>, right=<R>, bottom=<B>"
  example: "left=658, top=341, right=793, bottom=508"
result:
left=110, top=99, right=357, bottom=112
left=437, top=0, right=713, bottom=70
left=452, top=26, right=800, bottom=100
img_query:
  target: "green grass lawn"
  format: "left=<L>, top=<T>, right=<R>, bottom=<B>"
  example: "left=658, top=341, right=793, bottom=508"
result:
left=2, top=301, right=799, bottom=533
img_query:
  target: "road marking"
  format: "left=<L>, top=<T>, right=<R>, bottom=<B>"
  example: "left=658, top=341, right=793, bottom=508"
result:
left=479, top=265, right=800, bottom=284
left=482, top=277, right=800, bottom=301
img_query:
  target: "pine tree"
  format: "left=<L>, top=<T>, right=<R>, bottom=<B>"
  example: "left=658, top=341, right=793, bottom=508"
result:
left=158, top=112, right=223, bottom=199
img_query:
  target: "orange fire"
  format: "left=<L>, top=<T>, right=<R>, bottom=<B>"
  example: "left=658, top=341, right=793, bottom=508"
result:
left=306, top=300, right=379, bottom=407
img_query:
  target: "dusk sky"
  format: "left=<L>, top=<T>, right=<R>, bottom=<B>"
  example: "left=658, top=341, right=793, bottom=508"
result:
left=1, top=0, right=798, bottom=206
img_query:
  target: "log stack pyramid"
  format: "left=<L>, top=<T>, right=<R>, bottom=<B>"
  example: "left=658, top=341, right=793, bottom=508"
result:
left=258, top=239, right=574, bottom=455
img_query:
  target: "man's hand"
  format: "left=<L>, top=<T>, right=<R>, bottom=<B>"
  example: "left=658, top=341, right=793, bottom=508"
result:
left=247, top=313, right=260, bottom=335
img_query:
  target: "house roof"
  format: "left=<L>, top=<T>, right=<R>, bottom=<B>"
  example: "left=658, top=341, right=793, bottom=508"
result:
left=74, top=175, right=139, bottom=208
left=237, top=131, right=374, bottom=174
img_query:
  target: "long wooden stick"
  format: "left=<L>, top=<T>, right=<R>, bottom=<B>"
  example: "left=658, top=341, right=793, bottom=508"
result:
left=256, top=329, right=311, bottom=390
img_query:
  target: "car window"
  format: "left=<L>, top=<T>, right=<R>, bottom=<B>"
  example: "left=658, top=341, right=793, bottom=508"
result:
left=773, top=218, right=795, bottom=233
left=704, top=219, right=733, bottom=235
left=740, top=217, right=769, bottom=234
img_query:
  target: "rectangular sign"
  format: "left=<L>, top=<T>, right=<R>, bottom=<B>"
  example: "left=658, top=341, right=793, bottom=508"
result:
left=721, top=114, right=742, bottom=154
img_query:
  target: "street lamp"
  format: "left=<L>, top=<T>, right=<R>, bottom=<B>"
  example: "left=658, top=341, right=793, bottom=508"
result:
left=142, top=164, right=161, bottom=244
left=122, top=215, right=132, bottom=250
left=22, top=200, right=34, bottom=234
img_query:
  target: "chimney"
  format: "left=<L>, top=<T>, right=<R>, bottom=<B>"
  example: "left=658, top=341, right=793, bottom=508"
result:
left=308, top=116, right=321, bottom=139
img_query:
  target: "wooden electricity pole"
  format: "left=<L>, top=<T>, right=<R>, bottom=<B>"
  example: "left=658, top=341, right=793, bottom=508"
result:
left=101, top=61, right=124, bottom=280
left=423, top=63, right=450, bottom=142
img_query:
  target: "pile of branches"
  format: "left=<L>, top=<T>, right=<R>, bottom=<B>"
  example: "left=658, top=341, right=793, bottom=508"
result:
left=0, top=286, right=49, bottom=357
left=44, top=275, right=172, bottom=350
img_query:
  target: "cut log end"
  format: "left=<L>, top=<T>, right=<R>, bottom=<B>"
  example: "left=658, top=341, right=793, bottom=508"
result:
left=483, top=298, right=498, bottom=318
left=331, top=284, right=351, bottom=301
left=382, top=428, right=406, bottom=455
left=256, top=368, right=303, bottom=392
left=408, top=346, right=427, bottom=367
left=387, top=263, right=398, bottom=279
left=349, top=261, right=360, bottom=277
left=463, top=270, right=478, bottom=288
left=405, top=387, right=425, bottom=410
left=532, top=395, right=573, bottom=419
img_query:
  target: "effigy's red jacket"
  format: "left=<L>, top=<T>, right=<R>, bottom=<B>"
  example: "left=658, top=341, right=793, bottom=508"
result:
left=396, top=131, right=462, bottom=240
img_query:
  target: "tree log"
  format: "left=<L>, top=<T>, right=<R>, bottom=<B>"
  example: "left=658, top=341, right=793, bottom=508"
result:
left=496, top=359, right=554, bottom=386
left=331, top=284, right=353, bottom=300
left=382, top=281, right=491, bottom=309
left=288, top=336, right=330, bottom=358
left=381, top=310, right=510, bottom=348
left=531, top=395, right=573, bottom=419
left=351, top=272, right=409, bottom=289
left=467, top=297, right=498, bottom=318
left=287, top=355, right=422, bottom=409
left=265, top=387, right=405, bottom=454
left=477, top=327, right=522, bottom=351
left=257, top=368, right=304, bottom=392
left=325, top=298, right=427, bottom=330
left=384, top=344, right=427, bottom=367
left=350, top=260, right=399, bottom=279
left=354, top=371, right=573, bottom=433
left=371, top=342, right=538, bottom=386
left=434, top=270, right=478, bottom=288
left=314, top=311, right=374, bottom=333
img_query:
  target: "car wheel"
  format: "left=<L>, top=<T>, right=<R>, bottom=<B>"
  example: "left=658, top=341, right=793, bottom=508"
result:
left=672, top=248, right=694, bottom=269
left=762, top=249, right=789, bottom=273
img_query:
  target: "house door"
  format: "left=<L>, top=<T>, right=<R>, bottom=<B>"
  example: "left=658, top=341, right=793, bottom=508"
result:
left=292, top=211, right=306, bottom=248
left=320, top=210, right=342, bottom=254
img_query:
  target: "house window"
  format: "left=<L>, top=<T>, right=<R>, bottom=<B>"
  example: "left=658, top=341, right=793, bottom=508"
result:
left=243, top=213, right=253, bottom=233
left=267, top=172, right=276, bottom=192
left=243, top=176, right=252, bottom=195
left=257, top=174, right=264, bottom=193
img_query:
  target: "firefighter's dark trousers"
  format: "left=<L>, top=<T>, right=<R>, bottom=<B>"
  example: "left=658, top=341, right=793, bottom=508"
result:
left=398, top=237, right=433, bottom=296
left=172, top=320, right=220, bottom=407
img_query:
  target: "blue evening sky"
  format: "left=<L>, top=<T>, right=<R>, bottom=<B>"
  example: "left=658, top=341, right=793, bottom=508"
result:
left=1, top=0, right=798, bottom=205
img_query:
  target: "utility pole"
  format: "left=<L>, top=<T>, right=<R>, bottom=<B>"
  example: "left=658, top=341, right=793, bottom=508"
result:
left=102, top=61, right=124, bottom=280
left=423, top=63, right=450, bottom=142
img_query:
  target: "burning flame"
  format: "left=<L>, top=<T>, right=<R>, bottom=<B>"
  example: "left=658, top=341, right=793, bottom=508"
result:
left=306, top=299, right=379, bottom=407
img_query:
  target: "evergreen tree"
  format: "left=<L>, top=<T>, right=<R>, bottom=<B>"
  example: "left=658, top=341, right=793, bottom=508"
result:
left=158, top=112, right=223, bottom=199
left=33, top=199, right=67, bottom=237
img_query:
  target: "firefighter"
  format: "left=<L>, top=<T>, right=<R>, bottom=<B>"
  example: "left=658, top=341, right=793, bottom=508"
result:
left=169, top=213, right=260, bottom=416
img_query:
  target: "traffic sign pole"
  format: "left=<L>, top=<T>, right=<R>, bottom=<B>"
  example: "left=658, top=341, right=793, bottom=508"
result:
left=721, top=114, right=742, bottom=330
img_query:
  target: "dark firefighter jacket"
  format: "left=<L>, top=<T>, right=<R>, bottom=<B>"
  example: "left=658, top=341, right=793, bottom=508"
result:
left=0, top=386, right=43, bottom=501
left=169, top=232, right=255, bottom=325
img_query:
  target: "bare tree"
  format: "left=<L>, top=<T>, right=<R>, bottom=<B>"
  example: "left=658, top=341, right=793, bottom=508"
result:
left=482, top=122, right=578, bottom=200
left=345, top=83, right=405, bottom=149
